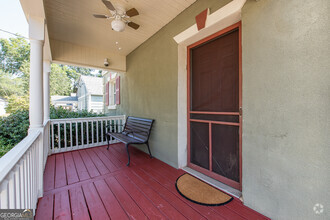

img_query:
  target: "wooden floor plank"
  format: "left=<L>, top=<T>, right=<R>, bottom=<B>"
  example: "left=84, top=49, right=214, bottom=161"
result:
left=94, top=179, right=129, bottom=220
left=124, top=170, right=187, bottom=220
left=79, top=150, right=100, bottom=178
left=72, top=151, right=90, bottom=181
left=105, top=176, right=147, bottom=219
left=97, top=147, right=125, bottom=168
left=113, top=144, right=149, bottom=165
left=64, top=152, right=79, bottom=185
left=115, top=174, right=167, bottom=219
left=54, top=190, right=72, bottom=220
left=37, top=146, right=269, bottom=220
left=141, top=165, right=227, bottom=220
left=85, top=148, right=110, bottom=175
left=107, top=145, right=136, bottom=166
left=212, top=205, right=246, bottom=220
left=131, top=168, right=206, bottom=220
left=55, top=154, right=67, bottom=188
left=44, top=155, right=55, bottom=191
left=225, top=199, right=270, bottom=220
left=141, top=162, right=247, bottom=219
left=92, top=148, right=118, bottom=172
left=69, top=186, right=90, bottom=220
left=82, top=182, right=110, bottom=220
left=35, top=194, right=53, bottom=220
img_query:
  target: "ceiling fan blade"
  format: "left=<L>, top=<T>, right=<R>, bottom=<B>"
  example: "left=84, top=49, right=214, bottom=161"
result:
left=102, top=0, right=116, bottom=11
left=93, top=14, right=108, bottom=18
left=126, top=8, right=139, bottom=17
left=127, top=22, right=140, bottom=30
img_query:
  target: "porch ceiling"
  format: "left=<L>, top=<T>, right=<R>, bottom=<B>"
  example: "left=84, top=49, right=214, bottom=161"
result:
left=44, top=0, right=196, bottom=57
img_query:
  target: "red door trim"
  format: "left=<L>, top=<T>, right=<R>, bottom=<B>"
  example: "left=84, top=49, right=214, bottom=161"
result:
left=190, top=111, right=239, bottom=115
left=187, top=21, right=242, bottom=191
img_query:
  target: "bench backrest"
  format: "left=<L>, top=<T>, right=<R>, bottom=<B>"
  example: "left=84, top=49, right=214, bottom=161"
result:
left=123, top=116, right=154, bottom=142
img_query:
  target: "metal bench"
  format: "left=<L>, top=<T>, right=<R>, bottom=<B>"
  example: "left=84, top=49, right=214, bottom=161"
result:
left=106, top=116, right=154, bottom=166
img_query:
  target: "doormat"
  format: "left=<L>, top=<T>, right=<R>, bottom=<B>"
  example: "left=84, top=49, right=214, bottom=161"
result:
left=175, top=173, right=233, bottom=206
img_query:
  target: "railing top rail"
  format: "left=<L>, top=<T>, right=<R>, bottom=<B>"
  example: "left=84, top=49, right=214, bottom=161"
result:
left=50, top=115, right=126, bottom=123
left=43, top=119, right=50, bottom=127
left=0, top=129, right=41, bottom=183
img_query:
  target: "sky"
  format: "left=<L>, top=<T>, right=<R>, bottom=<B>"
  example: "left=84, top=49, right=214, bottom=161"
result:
left=0, top=0, right=28, bottom=39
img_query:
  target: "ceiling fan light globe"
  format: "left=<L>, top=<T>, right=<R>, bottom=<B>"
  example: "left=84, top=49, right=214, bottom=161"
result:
left=111, top=19, right=125, bottom=32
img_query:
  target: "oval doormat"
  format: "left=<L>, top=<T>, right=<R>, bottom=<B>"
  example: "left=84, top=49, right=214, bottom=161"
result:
left=175, top=173, right=233, bottom=206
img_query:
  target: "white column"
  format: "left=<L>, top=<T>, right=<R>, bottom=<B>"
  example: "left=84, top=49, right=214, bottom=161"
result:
left=43, top=61, right=51, bottom=122
left=29, top=16, right=45, bottom=131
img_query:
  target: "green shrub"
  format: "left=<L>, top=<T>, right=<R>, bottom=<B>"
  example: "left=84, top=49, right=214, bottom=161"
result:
left=0, top=106, right=104, bottom=157
left=0, top=109, right=29, bottom=147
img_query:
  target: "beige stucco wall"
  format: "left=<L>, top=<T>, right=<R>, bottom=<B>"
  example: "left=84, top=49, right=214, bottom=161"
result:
left=242, top=0, right=330, bottom=219
left=105, top=0, right=231, bottom=167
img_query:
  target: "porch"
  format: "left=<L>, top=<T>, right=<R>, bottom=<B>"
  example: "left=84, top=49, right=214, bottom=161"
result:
left=36, top=143, right=269, bottom=220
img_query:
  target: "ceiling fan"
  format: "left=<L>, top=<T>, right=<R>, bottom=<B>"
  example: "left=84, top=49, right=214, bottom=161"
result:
left=93, top=0, right=140, bottom=32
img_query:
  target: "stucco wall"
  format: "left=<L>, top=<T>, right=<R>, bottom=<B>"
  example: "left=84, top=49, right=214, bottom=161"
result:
left=242, top=0, right=330, bottom=219
left=105, top=0, right=231, bottom=167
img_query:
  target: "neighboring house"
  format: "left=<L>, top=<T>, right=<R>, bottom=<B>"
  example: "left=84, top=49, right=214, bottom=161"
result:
left=104, top=72, right=120, bottom=111
left=76, top=75, right=104, bottom=113
left=0, top=97, right=8, bottom=116
left=51, top=94, right=78, bottom=111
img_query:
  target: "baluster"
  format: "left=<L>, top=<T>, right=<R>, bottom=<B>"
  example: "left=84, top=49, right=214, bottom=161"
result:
left=26, top=151, right=31, bottom=209
left=51, top=122, right=54, bottom=153
left=86, top=121, right=89, bottom=147
left=19, top=160, right=25, bottom=209
left=101, top=120, right=104, bottom=143
left=96, top=120, right=99, bottom=144
left=14, top=166, right=20, bottom=209
left=70, top=122, right=73, bottom=148
left=8, top=172, right=15, bottom=208
left=64, top=122, right=67, bottom=151
left=81, top=121, right=84, bottom=147
left=23, top=156, right=28, bottom=208
left=76, top=122, right=78, bottom=148
left=0, top=180, right=9, bottom=209
left=58, top=123, right=61, bottom=150
left=91, top=120, right=94, bottom=146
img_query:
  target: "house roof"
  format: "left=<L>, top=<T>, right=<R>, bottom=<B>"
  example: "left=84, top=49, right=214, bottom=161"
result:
left=51, top=96, right=78, bottom=103
left=78, top=75, right=103, bottom=96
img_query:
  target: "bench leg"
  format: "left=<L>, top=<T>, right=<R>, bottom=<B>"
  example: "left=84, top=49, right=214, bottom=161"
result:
left=126, top=144, right=130, bottom=166
left=146, top=141, right=152, bottom=158
left=106, top=135, right=110, bottom=150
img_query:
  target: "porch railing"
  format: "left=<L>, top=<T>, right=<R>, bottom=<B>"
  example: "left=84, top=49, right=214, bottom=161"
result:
left=49, top=115, right=126, bottom=154
left=0, top=115, right=125, bottom=212
left=0, top=128, right=44, bottom=211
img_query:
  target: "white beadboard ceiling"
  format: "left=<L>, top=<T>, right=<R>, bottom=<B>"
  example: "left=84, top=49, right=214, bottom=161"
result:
left=44, top=0, right=196, bottom=56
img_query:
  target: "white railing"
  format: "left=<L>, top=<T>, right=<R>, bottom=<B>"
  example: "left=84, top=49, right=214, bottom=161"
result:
left=0, top=129, right=44, bottom=211
left=0, top=115, right=125, bottom=212
left=49, top=115, right=126, bottom=154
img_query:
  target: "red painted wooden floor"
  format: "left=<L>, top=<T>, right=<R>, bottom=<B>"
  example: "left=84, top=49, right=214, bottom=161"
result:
left=36, top=144, right=270, bottom=220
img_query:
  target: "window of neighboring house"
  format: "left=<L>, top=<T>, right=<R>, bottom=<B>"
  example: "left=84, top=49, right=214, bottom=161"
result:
left=106, top=73, right=120, bottom=109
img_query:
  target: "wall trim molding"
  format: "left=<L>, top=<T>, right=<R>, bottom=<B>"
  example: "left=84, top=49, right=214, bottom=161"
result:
left=175, top=0, right=246, bottom=168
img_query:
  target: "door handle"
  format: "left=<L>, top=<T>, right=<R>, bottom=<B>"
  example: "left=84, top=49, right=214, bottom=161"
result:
left=239, top=107, right=242, bottom=116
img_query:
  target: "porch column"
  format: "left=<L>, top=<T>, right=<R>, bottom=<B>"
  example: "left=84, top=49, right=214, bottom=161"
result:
left=28, top=16, right=45, bottom=130
left=43, top=60, right=51, bottom=122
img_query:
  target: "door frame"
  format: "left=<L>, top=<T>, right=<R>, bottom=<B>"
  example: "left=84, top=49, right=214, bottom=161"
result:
left=187, top=21, right=242, bottom=191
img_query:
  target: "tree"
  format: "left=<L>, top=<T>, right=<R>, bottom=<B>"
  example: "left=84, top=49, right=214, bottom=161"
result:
left=5, top=95, right=29, bottom=113
left=0, top=71, right=25, bottom=97
left=0, top=37, right=30, bottom=76
left=50, top=64, right=72, bottom=96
